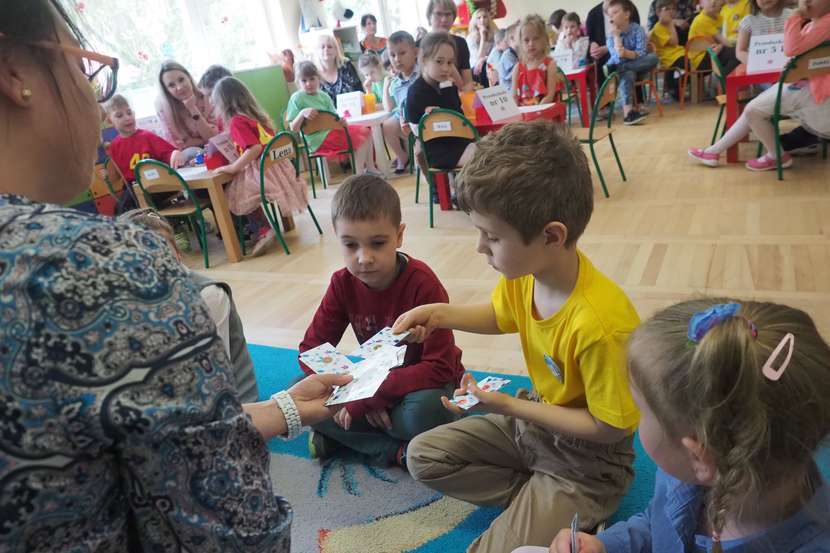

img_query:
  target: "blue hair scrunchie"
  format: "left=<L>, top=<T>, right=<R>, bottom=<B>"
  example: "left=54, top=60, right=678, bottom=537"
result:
left=687, top=303, right=742, bottom=343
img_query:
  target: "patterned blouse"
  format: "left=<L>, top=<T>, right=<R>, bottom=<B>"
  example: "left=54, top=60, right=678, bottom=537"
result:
left=319, top=61, right=365, bottom=104
left=0, top=195, right=290, bottom=552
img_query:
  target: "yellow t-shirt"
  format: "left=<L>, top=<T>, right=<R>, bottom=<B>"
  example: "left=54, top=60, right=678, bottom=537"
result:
left=491, top=250, right=641, bottom=431
left=689, top=11, right=723, bottom=68
left=650, top=22, right=685, bottom=69
left=720, top=0, right=751, bottom=45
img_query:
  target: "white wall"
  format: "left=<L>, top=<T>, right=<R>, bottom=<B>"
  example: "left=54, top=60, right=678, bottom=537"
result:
left=494, top=0, right=652, bottom=25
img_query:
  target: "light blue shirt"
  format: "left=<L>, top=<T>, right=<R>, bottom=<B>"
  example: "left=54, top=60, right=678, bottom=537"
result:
left=498, top=47, right=518, bottom=90
left=389, top=64, right=419, bottom=118
left=599, top=467, right=830, bottom=552
left=606, top=22, right=648, bottom=65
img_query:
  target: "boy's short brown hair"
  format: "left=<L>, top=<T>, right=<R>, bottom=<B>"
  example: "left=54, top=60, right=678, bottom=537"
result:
left=457, top=120, right=593, bottom=247
left=104, top=93, right=130, bottom=114
left=331, top=175, right=402, bottom=228
left=655, top=0, right=677, bottom=11
left=607, top=0, right=636, bottom=14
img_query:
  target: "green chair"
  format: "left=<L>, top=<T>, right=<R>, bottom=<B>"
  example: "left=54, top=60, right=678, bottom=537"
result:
left=557, top=66, right=584, bottom=127
left=102, top=157, right=136, bottom=213
left=573, top=72, right=626, bottom=198
left=258, top=132, right=324, bottom=256
left=416, top=108, right=480, bottom=228
left=706, top=47, right=756, bottom=146
left=771, top=41, right=830, bottom=181
left=299, top=110, right=357, bottom=194
left=134, top=159, right=212, bottom=268
left=282, top=109, right=317, bottom=198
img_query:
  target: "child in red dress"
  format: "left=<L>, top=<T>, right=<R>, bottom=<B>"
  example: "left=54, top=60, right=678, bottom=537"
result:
left=512, top=14, right=560, bottom=106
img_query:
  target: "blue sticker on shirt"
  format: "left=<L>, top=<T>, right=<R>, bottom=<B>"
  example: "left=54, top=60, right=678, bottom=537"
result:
left=544, top=354, right=563, bottom=383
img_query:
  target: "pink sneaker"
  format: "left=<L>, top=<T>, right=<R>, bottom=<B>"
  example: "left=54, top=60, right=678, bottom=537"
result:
left=745, top=153, right=793, bottom=172
left=688, top=148, right=720, bottom=167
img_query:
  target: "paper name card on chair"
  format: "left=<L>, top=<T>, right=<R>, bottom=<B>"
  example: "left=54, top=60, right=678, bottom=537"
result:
left=268, top=142, right=294, bottom=162
left=476, top=86, right=521, bottom=123
left=336, top=91, right=363, bottom=118
left=747, top=33, right=788, bottom=74
left=208, top=132, right=240, bottom=163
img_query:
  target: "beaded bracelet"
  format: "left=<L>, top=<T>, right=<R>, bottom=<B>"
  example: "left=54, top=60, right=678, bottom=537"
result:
left=271, top=391, right=303, bottom=440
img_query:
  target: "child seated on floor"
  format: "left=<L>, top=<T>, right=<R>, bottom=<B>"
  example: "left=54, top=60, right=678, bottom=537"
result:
left=105, top=94, right=183, bottom=184
left=736, top=0, right=795, bottom=64
left=382, top=30, right=420, bottom=174
left=212, top=76, right=310, bottom=257
left=405, top=32, right=477, bottom=171
left=393, top=120, right=641, bottom=553
left=649, top=0, right=687, bottom=100
left=553, top=12, right=590, bottom=68
left=536, top=299, right=830, bottom=553
left=287, top=61, right=377, bottom=174
left=606, top=0, right=660, bottom=125
left=689, top=0, right=741, bottom=75
left=119, top=207, right=259, bottom=404
left=512, top=14, right=560, bottom=106
left=299, top=175, right=464, bottom=468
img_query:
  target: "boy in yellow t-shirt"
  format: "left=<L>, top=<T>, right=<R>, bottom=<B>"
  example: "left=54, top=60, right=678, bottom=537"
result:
left=650, top=0, right=686, bottom=100
left=689, top=0, right=740, bottom=74
left=393, top=120, right=640, bottom=553
left=720, top=0, right=751, bottom=44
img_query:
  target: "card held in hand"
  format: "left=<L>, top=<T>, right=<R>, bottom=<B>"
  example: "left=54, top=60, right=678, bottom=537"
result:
left=299, top=343, right=354, bottom=375
left=348, top=327, right=411, bottom=359
left=448, top=376, right=511, bottom=410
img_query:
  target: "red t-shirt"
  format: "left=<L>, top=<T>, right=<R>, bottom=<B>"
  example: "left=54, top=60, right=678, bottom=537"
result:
left=299, top=253, right=465, bottom=418
left=109, top=129, right=176, bottom=182
left=228, top=115, right=274, bottom=156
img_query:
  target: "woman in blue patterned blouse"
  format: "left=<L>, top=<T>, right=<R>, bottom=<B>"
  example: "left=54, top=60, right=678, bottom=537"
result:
left=0, top=2, right=350, bottom=551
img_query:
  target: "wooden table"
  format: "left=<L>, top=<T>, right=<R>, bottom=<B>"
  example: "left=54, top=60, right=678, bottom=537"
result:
left=563, top=64, right=596, bottom=127
left=133, top=166, right=242, bottom=264
left=346, top=110, right=392, bottom=176
left=725, top=64, right=782, bottom=163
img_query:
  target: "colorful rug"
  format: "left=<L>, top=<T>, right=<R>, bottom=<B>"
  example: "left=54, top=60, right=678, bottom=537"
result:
left=250, top=344, right=830, bottom=553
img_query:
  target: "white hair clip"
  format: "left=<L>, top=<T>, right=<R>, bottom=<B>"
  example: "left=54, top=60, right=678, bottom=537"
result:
left=761, top=333, right=795, bottom=382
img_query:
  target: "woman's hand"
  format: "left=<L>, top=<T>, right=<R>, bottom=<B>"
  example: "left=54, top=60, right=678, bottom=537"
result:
left=289, top=373, right=353, bottom=427
left=550, top=529, right=606, bottom=553
left=182, top=95, right=199, bottom=114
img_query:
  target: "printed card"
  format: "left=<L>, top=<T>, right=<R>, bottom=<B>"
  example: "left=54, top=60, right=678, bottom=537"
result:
left=348, top=327, right=410, bottom=359
left=324, top=363, right=390, bottom=406
left=449, top=376, right=511, bottom=410
left=299, top=343, right=355, bottom=375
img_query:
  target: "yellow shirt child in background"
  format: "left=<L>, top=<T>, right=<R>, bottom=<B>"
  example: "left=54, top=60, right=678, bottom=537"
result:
left=721, top=0, right=751, bottom=44
left=689, top=0, right=727, bottom=68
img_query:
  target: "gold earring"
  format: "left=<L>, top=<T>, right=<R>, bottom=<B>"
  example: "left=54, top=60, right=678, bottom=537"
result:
left=22, top=88, right=33, bottom=100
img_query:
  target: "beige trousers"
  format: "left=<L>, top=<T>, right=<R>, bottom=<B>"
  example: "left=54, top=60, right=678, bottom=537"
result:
left=407, top=414, right=634, bottom=553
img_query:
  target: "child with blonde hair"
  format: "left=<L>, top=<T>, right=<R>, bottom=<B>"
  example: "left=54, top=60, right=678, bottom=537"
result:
left=690, top=0, right=830, bottom=171
left=467, top=8, right=495, bottom=86
left=212, top=76, right=310, bottom=256
left=358, top=51, right=385, bottom=102
left=534, top=298, right=830, bottom=552
left=512, top=14, right=560, bottom=106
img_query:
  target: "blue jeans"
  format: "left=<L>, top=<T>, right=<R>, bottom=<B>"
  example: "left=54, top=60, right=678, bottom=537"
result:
left=615, top=53, right=659, bottom=107
left=313, top=384, right=458, bottom=466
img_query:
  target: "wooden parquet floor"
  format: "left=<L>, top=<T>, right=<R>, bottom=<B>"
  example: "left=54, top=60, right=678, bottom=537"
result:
left=185, top=102, right=830, bottom=375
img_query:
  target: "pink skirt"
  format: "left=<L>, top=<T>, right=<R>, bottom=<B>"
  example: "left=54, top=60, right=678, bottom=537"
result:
left=314, top=126, right=371, bottom=157
left=225, top=158, right=309, bottom=217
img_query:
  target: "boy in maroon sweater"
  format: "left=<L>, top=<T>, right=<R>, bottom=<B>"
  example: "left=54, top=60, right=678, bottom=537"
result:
left=299, top=175, right=464, bottom=468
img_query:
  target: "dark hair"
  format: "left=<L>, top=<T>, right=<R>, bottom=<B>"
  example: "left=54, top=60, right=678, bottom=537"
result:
left=607, top=0, right=636, bottom=14
left=361, top=14, right=377, bottom=28
left=655, top=0, right=678, bottom=10
left=197, top=65, right=232, bottom=92
left=563, top=12, right=582, bottom=26
left=457, top=120, right=593, bottom=246
left=388, top=30, right=416, bottom=47
left=419, top=31, right=456, bottom=69
left=331, top=175, right=402, bottom=227
left=296, top=60, right=320, bottom=80
left=158, top=61, right=203, bottom=138
left=548, top=9, right=567, bottom=28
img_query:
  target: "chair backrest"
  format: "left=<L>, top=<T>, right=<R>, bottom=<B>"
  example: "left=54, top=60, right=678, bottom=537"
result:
left=590, top=72, right=620, bottom=132
left=301, top=110, right=345, bottom=135
left=260, top=131, right=300, bottom=177
left=685, top=35, right=715, bottom=70
left=418, top=108, right=480, bottom=143
left=103, top=157, right=126, bottom=199
left=782, top=41, right=830, bottom=83
left=134, top=159, right=194, bottom=208
left=556, top=66, right=573, bottom=99
left=706, top=47, right=727, bottom=91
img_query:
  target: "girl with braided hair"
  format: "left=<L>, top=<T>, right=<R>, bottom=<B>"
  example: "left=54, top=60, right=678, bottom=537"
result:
left=520, top=298, right=830, bottom=553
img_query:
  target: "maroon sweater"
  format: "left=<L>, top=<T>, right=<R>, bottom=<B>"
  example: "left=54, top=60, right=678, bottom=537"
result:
left=299, top=253, right=464, bottom=418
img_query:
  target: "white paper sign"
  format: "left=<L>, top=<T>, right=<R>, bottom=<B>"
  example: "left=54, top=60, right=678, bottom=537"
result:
left=808, top=56, right=830, bottom=70
left=268, top=143, right=294, bottom=162
left=476, top=86, right=521, bottom=123
left=747, top=33, right=788, bottom=74
left=208, top=132, right=240, bottom=163
left=553, top=51, right=576, bottom=73
left=143, top=168, right=160, bottom=180
left=336, top=91, right=363, bottom=118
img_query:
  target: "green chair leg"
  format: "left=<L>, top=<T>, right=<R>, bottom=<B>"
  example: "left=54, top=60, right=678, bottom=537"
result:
left=263, top=202, right=290, bottom=255
left=193, top=215, right=210, bottom=269
left=588, top=142, right=610, bottom=198
left=823, top=140, right=828, bottom=159
left=711, top=105, right=724, bottom=145
left=306, top=155, right=317, bottom=199
left=316, top=158, right=329, bottom=189
left=415, top=166, right=421, bottom=203
left=608, top=134, right=627, bottom=182
left=308, top=205, right=323, bottom=235
left=774, top=121, right=785, bottom=181
left=427, top=175, right=435, bottom=229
